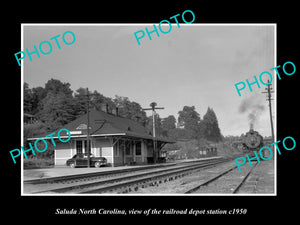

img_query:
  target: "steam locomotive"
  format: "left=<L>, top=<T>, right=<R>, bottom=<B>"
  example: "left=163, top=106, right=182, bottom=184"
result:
left=241, top=128, right=264, bottom=157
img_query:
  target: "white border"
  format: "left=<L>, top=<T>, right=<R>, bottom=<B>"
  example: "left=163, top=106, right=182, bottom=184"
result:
left=21, top=23, right=277, bottom=197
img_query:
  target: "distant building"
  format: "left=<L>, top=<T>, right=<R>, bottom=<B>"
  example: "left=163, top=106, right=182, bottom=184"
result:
left=27, top=109, right=174, bottom=166
left=165, top=140, right=218, bottom=160
left=199, top=143, right=218, bottom=157
left=24, top=113, right=37, bottom=124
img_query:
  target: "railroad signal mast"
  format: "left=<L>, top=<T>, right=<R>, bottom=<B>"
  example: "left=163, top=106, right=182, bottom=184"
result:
left=142, top=102, right=164, bottom=163
left=262, top=80, right=274, bottom=143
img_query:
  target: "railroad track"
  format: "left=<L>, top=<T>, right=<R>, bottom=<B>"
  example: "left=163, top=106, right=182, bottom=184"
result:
left=184, top=161, right=258, bottom=194
left=24, top=163, right=173, bottom=185
left=29, top=158, right=228, bottom=194
left=24, top=157, right=222, bottom=185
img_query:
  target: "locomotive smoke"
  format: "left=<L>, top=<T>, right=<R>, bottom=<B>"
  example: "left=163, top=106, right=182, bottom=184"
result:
left=238, top=96, right=265, bottom=130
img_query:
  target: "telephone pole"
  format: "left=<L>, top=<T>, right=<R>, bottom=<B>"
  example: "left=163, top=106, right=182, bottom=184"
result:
left=142, top=102, right=164, bottom=164
left=84, top=88, right=97, bottom=168
left=84, top=88, right=107, bottom=167
left=262, top=80, right=274, bottom=142
left=86, top=88, right=91, bottom=167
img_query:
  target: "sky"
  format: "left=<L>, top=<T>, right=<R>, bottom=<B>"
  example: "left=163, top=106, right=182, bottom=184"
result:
left=23, top=24, right=276, bottom=137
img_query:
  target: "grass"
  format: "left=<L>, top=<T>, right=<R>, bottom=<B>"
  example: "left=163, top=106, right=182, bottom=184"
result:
left=24, top=158, right=54, bottom=169
left=215, top=142, right=244, bottom=159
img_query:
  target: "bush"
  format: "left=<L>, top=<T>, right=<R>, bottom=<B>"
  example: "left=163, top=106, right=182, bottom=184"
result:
left=23, top=158, right=54, bottom=169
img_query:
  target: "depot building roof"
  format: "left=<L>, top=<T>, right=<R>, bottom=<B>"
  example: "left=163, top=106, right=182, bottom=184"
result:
left=28, top=109, right=174, bottom=143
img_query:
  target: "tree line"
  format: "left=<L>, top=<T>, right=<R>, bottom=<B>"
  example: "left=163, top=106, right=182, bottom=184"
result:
left=24, top=78, right=223, bottom=143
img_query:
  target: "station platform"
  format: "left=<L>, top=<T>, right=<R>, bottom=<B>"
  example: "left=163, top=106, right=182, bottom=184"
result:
left=253, top=159, right=275, bottom=194
left=23, top=156, right=222, bottom=182
left=239, top=158, right=275, bottom=194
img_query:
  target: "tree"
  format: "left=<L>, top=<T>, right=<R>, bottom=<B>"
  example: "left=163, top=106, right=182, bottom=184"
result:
left=31, top=86, right=47, bottom=114
left=24, top=82, right=33, bottom=113
left=161, top=115, right=176, bottom=137
left=36, top=79, right=76, bottom=130
left=91, top=90, right=115, bottom=112
left=178, top=106, right=201, bottom=139
left=162, top=115, right=176, bottom=130
left=201, top=107, right=222, bottom=142
left=24, top=122, right=50, bottom=158
left=113, top=95, right=147, bottom=126
left=44, top=78, right=73, bottom=97
left=73, top=87, right=89, bottom=117
left=38, top=92, right=76, bottom=130
left=168, top=128, right=195, bottom=140
left=24, top=83, right=47, bottom=115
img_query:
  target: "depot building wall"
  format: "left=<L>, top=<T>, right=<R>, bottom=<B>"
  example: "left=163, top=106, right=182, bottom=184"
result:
left=54, top=137, right=151, bottom=167
left=54, top=138, right=113, bottom=166
left=112, top=140, right=149, bottom=166
left=54, top=141, right=74, bottom=166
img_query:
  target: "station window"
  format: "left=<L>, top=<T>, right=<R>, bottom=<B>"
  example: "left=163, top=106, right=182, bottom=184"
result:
left=135, top=142, right=142, bottom=156
left=76, top=140, right=83, bottom=154
left=76, top=140, right=91, bottom=154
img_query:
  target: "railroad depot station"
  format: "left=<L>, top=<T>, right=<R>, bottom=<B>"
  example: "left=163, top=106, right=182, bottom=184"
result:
left=28, top=109, right=174, bottom=167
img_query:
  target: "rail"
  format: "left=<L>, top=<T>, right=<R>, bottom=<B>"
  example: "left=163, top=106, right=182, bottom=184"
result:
left=29, top=158, right=227, bottom=194
left=184, top=161, right=258, bottom=194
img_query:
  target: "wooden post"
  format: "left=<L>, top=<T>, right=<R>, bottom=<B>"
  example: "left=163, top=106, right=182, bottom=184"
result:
left=86, top=88, right=91, bottom=167
left=262, top=80, right=275, bottom=143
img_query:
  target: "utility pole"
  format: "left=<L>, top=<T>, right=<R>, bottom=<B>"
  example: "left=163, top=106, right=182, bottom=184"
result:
left=142, top=102, right=164, bottom=164
left=84, top=88, right=97, bottom=167
left=84, top=88, right=106, bottom=167
left=262, top=80, right=275, bottom=143
left=86, top=88, right=91, bottom=167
